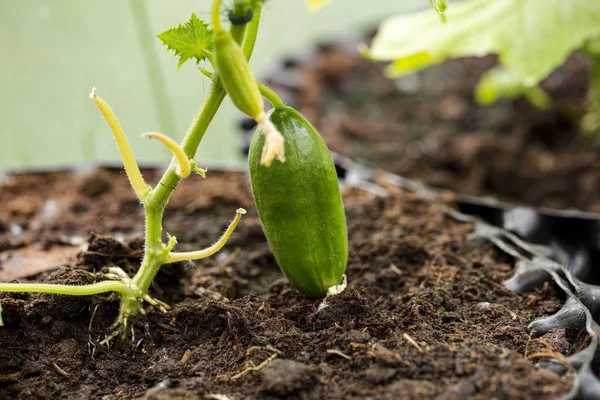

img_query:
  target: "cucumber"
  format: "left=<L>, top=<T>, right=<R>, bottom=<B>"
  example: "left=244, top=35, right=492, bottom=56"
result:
left=249, top=106, right=348, bottom=298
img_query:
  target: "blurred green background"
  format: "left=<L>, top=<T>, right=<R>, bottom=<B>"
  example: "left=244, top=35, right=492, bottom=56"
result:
left=0, top=0, right=425, bottom=171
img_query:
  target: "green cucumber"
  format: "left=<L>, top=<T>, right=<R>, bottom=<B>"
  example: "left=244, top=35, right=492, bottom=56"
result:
left=249, top=106, right=348, bottom=298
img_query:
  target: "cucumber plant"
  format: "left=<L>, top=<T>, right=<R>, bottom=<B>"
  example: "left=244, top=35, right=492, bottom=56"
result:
left=366, top=0, right=600, bottom=138
left=0, top=0, right=347, bottom=337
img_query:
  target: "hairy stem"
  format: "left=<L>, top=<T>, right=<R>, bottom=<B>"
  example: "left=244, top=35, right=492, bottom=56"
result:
left=131, top=4, right=263, bottom=296
left=167, top=208, right=246, bottom=263
left=132, top=205, right=166, bottom=295
left=212, top=0, right=225, bottom=33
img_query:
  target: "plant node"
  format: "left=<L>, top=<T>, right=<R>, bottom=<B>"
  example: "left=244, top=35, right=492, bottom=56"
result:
left=190, top=160, right=208, bottom=178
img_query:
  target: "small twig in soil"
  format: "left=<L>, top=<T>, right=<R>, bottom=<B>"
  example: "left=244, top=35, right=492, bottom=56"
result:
left=326, top=349, right=352, bottom=360
left=246, top=345, right=281, bottom=356
left=156, top=322, right=179, bottom=332
left=180, top=349, right=192, bottom=364
left=231, top=346, right=281, bottom=380
left=403, top=333, right=424, bottom=353
left=528, top=351, right=571, bottom=368
left=524, top=330, right=533, bottom=358
left=51, top=362, right=70, bottom=378
left=389, top=264, right=402, bottom=275
left=205, top=395, right=233, bottom=400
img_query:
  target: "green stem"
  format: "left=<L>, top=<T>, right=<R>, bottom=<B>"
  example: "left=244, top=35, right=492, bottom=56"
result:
left=212, top=0, right=225, bottom=33
left=131, top=5, right=263, bottom=295
left=133, top=204, right=166, bottom=294
left=258, top=82, right=286, bottom=109
left=230, top=0, right=249, bottom=43
left=131, top=69, right=227, bottom=297
left=242, top=7, right=261, bottom=59
left=167, top=208, right=245, bottom=263
left=0, top=281, right=129, bottom=296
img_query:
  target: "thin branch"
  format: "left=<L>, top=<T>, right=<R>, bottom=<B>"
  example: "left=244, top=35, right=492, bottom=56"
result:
left=167, top=208, right=246, bottom=263
left=0, top=280, right=129, bottom=296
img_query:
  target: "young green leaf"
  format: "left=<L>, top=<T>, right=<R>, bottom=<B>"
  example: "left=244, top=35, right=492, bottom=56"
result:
left=369, top=0, right=600, bottom=86
left=157, top=13, right=213, bottom=69
left=429, top=0, right=447, bottom=22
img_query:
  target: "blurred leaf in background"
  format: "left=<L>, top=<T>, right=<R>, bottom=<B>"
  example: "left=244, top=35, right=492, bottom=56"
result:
left=368, top=0, right=600, bottom=109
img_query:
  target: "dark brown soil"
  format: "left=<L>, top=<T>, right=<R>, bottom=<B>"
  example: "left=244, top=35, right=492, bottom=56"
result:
left=282, top=45, right=600, bottom=213
left=0, top=168, right=575, bottom=399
